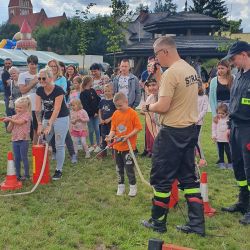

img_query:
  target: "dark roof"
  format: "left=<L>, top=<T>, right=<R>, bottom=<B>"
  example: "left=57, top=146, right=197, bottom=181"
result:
left=127, top=12, right=169, bottom=41
left=118, top=35, right=233, bottom=58
left=144, top=11, right=222, bottom=33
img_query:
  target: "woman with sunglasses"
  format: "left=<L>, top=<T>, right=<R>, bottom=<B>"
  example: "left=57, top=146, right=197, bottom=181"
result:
left=35, top=67, right=70, bottom=180
left=47, top=60, right=77, bottom=164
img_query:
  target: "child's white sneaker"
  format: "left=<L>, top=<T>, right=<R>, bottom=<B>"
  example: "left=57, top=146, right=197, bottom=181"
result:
left=88, top=146, right=95, bottom=153
left=85, top=151, right=90, bottom=159
left=94, top=146, right=101, bottom=153
left=116, top=184, right=125, bottom=196
left=128, top=184, right=137, bottom=197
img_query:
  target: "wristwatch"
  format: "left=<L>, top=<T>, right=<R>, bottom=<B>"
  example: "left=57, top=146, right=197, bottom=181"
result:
left=145, top=104, right=150, bottom=112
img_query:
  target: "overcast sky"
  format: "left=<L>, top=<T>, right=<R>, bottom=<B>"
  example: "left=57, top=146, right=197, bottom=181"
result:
left=0, top=0, right=249, bottom=32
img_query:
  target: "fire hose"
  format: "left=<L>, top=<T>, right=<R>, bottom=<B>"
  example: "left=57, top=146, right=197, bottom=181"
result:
left=0, top=141, right=49, bottom=197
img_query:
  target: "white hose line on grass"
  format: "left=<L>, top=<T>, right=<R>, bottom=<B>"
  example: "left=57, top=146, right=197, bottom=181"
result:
left=0, top=143, right=49, bottom=197
left=127, top=139, right=152, bottom=189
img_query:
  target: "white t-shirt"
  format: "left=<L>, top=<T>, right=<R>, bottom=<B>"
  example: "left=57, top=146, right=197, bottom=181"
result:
left=18, top=71, right=39, bottom=111
left=118, top=76, right=129, bottom=97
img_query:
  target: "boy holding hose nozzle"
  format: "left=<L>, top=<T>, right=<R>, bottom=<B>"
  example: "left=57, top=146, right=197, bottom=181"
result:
left=105, top=92, right=142, bottom=197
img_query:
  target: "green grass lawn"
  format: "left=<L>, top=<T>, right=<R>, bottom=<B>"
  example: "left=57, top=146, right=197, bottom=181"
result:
left=0, top=104, right=249, bottom=250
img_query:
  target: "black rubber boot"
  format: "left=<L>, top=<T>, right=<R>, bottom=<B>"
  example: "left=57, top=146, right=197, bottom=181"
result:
left=239, top=212, right=250, bottom=225
left=239, top=194, right=250, bottom=225
left=142, top=198, right=169, bottom=233
left=176, top=195, right=205, bottom=237
left=221, top=186, right=249, bottom=214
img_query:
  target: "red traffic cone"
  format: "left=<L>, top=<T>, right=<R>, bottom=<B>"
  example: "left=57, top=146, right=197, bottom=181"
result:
left=169, top=179, right=179, bottom=208
left=200, top=172, right=216, bottom=217
left=162, top=243, right=194, bottom=250
left=0, top=152, right=22, bottom=191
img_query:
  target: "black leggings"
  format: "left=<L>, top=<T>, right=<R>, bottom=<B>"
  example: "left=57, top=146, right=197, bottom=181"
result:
left=195, top=125, right=202, bottom=158
left=217, top=142, right=232, bottom=163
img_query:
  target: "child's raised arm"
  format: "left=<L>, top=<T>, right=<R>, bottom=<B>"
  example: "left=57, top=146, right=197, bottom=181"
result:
left=78, top=110, right=89, bottom=123
left=4, top=116, right=28, bottom=126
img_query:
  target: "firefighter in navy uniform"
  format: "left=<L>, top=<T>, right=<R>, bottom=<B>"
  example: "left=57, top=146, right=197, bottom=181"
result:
left=221, top=41, right=250, bottom=225
left=141, top=37, right=205, bottom=236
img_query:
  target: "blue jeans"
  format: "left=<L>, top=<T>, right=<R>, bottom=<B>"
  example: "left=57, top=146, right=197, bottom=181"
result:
left=43, top=116, right=69, bottom=172
left=12, top=140, right=29, bottom=177
left=87, top=116, right=100, bottom=146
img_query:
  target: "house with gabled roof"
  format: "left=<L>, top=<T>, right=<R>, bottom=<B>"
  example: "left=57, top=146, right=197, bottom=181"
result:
left=8, top=0, right=67, bottom=30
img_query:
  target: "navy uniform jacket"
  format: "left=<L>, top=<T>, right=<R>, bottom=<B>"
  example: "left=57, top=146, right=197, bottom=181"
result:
left=229, top=69, right=250, bottom=127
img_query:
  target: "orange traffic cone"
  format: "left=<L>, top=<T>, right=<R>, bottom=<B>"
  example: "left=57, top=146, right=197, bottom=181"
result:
left=0, top=152, right=22, bottom=191
left=200, top=172, right=216, bottom=217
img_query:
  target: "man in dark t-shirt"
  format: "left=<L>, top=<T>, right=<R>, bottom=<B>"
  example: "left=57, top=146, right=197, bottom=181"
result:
left=1, top=58, right=13, bottom=120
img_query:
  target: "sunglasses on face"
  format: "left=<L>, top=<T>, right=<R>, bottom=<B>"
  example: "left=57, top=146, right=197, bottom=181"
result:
left=38, top=77, right=47, bottom=81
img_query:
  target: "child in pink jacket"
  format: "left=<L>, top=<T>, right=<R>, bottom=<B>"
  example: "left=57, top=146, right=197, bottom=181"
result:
left=70, top=99, right=90, bottom=159
left=212, top=103, right=232, bottom=169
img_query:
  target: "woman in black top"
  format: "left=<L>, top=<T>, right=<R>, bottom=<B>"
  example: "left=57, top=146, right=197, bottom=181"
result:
left=35, top=67, right=69, bottom=180
left=209, top=60, right=234, bottom=118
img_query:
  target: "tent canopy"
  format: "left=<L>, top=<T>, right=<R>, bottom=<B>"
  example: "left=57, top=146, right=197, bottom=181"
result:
left=0, top=49, right=28, bottom=66
left=0, top=49, right=79, bottom=67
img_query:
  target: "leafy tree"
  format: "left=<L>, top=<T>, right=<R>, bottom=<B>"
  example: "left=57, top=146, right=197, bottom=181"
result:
left=33, top=25, right=52, bottom=51
left=226, top=19, right=243, bottom=33
left=189, top=0, right=208, bottom=14
left=110, top=0, right=129, bottom=19
left=154, top=0, right=177, bottom=13
left=205, top=0, right=228, bottom=19
left=0, top=22, right=19, bottom=41
left=101, top=0, right=129, bottom=66
left=33, top=4, right=103, bottom=55
left=34, top=18, right=80, bottom=54
left=75, top=3, right=96, bottom=55
left=190, top=0, right=228, bottom=19
left=136, top=4, right=149, bottom=13
left=87, top=15, right=110, bottom=55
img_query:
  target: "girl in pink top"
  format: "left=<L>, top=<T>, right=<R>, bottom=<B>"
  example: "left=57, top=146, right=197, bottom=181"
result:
left=68, top=76, right=82, bottom=105
left=4, top=97, right=32, bottom=180
left=212, top=103, right=232, bottom=169
left=70, top=99, right=90, bottom=158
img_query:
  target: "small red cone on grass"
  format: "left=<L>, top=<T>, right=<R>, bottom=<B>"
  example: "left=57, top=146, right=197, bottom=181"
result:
left=200, top=171, right=216, bottom=217
left=162, top=243, right=194, bottom=250
left=0, top=151, right=22, bottom=191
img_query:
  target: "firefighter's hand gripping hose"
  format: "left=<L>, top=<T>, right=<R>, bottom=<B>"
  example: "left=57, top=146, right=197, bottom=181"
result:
left=0, top=138, right=49, bottom=197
